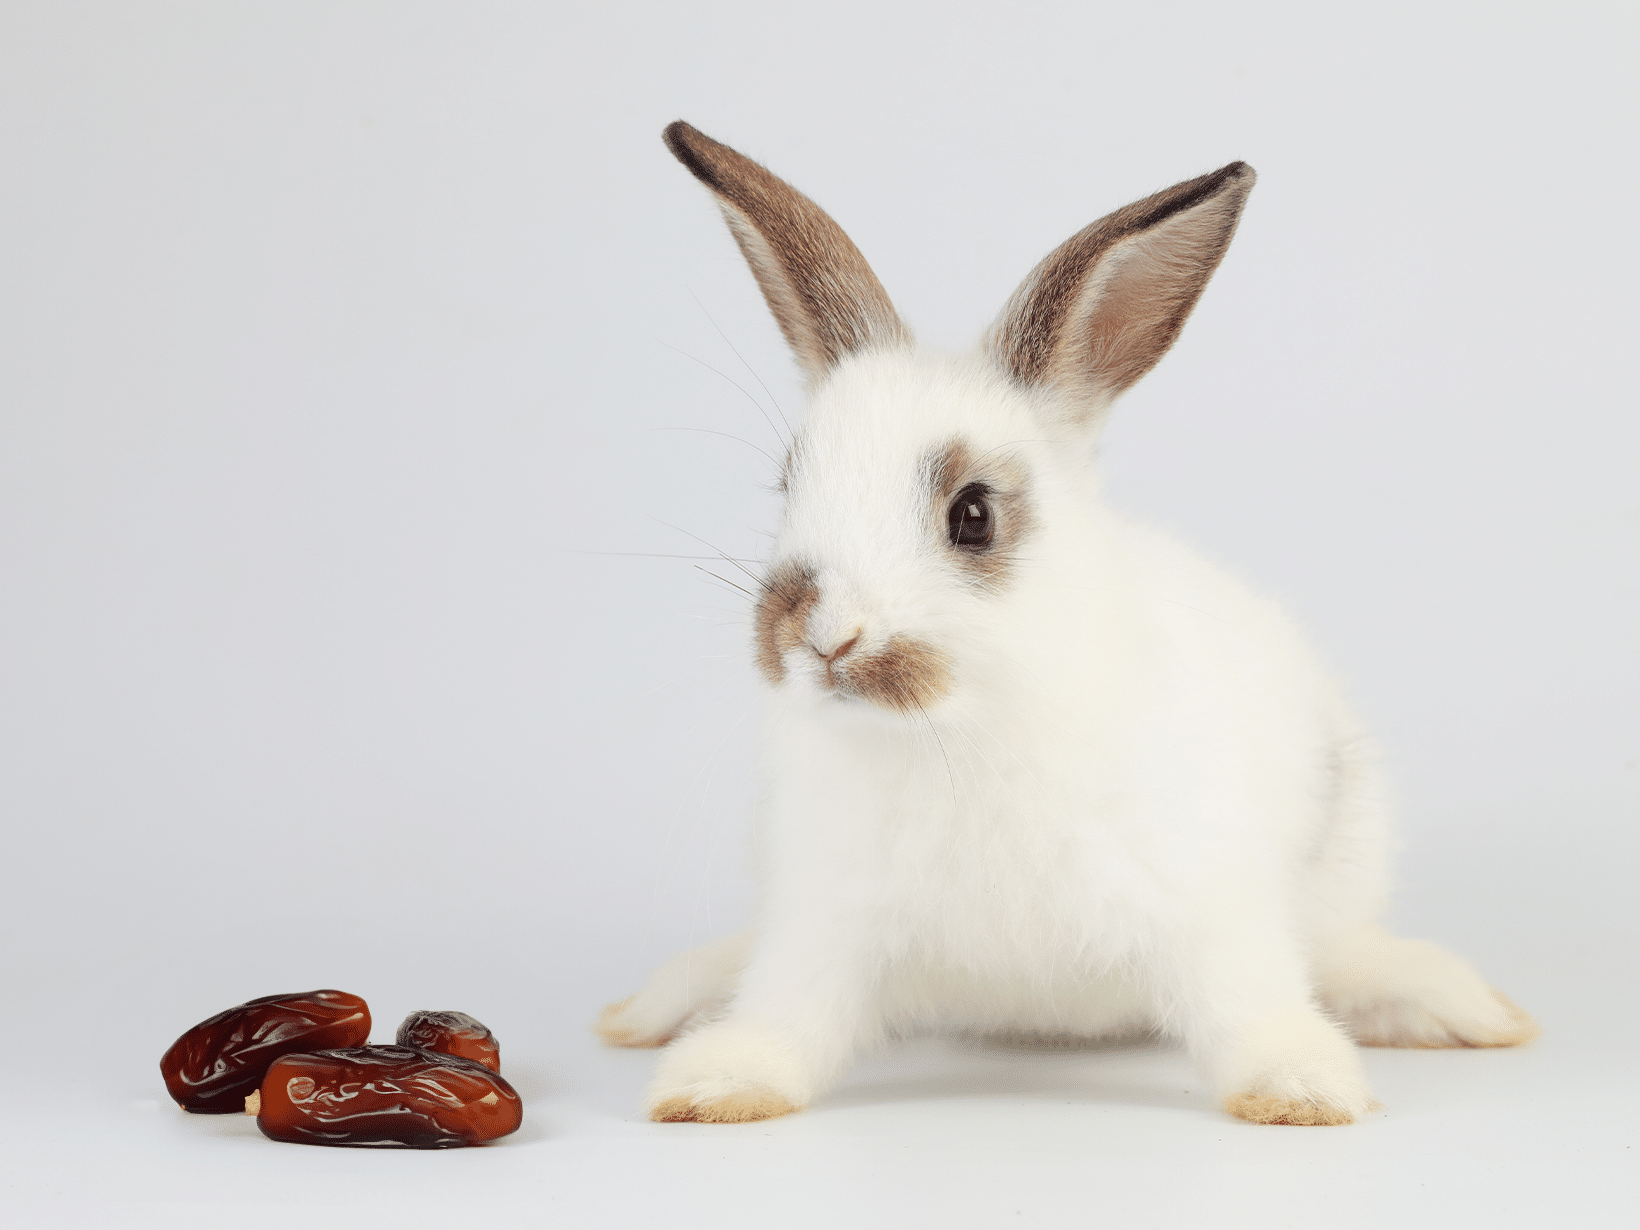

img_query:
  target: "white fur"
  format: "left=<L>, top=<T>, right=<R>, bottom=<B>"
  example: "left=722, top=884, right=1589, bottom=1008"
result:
left=611, top=146, right=1534, bottom=1125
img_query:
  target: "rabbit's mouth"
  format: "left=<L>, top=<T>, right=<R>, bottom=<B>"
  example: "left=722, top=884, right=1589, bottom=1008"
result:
left=812, top=634, right=953, bottom=714
left=753, top=559, right=952, bottom=712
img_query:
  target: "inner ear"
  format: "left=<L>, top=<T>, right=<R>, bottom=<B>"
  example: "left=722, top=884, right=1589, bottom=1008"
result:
left=664, top=122, right=912, bottom=386
left=988, top=161, right=1255, bottom=421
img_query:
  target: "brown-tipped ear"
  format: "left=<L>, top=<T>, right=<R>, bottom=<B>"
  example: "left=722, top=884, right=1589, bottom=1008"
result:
left=664, top=121, right=911, bottom=385
left=988, top=161, right=1255, bottom=421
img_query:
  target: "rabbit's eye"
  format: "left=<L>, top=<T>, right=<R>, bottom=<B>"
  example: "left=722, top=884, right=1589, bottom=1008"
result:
left=947, top=484, right=994, bottom=552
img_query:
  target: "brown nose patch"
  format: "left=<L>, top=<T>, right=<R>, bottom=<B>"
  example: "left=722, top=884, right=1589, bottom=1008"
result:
left=754, top=561, right=819, bottom=686
left=753, top=560, right=951, bottom=711
left=837, top=635, right=952, bottom=712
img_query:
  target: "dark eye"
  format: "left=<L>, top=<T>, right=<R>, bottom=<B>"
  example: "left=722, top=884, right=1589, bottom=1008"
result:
left=947, top=484, right=994, bottom=552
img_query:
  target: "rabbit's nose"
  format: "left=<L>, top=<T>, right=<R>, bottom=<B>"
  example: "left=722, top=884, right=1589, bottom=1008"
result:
left=812, top=632, right=861, bottom=663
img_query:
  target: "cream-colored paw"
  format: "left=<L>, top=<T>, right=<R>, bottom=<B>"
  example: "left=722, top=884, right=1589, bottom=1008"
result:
left=644, top=1021, right=814, bottom=1124
left=1351, top=987, right=1541, bottom=1049
left=1483, top=991, right=1543, bottom=1046
left=1224, top=1092, right=1361, bottom=1126
left=1320, top=930, right=1541, bottom=1050
left=593, top=997, right=673, bottom=1049
left=1218, top=1008, right=1377, bottom=1125
left=649, top=1084, right=798, bottom=1124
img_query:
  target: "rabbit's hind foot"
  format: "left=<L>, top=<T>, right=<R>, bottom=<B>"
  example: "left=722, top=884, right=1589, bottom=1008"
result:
left=593, top=932, right=751, bottom=1049
left=1319, top=927, right=1540, bottom=1049
left=594, top=996, right=674, bottom=1049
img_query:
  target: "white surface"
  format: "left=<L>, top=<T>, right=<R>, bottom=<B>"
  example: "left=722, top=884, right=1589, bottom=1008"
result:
left=1, top=2, right=1636, bottom=1226
left=4, top=1031, right=1634, bottom=1229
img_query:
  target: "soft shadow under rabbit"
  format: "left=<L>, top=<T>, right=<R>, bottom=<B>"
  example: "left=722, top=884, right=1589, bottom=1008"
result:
left=598, top=122, right=1537, bottom=1127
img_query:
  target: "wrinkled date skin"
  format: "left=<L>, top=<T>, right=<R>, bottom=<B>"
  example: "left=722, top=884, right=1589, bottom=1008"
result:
left=161, top=990, right=370, bottom=1114
left=395, top=1010, right=500, bottom=1072
left=255, top=1046, right=522, bottom=1148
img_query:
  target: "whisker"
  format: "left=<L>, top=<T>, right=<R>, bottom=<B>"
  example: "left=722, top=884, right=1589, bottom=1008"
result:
left=689, top=290, right=794, bottom=441
left=654, top=337, right=788, bottom=449
left=948, top=704, right=1058, bottom=811
left=570, top=549, right=762, bottom=563
left=653, top=517, right=771, bottom=590
left=696, top=566, right=757, bottom=600
left=912, top=699, right=959, bottom=804
left=653, top=426, right=783, bottom=469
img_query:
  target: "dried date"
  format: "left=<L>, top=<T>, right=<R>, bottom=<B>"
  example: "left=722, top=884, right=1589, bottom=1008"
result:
left=395, top=1010, right=500, bottom=1072
left=160, top=989, right=370, bottom=1114
left=250, top=1045, right=522, bottom=1148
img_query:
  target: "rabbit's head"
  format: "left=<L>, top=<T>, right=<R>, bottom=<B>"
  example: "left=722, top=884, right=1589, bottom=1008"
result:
left=664, top=123, right=1253, bottom=720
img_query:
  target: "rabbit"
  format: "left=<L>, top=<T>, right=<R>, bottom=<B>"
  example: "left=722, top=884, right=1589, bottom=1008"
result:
left=597, top=120, right=1539, bottom=1127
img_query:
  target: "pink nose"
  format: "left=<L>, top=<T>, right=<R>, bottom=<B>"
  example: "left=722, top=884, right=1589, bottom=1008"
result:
left=812, top=633, right=860, bottom=663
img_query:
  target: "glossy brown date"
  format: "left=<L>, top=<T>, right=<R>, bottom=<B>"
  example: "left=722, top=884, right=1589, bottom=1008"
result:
left=251, top=1045, right=522, bottom=1148
left=395, top=1010, right=500, bottom=1072
left=160, top=989, right=370, bottom=1114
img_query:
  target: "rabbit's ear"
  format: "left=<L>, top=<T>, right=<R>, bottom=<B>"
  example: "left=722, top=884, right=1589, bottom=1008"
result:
left=988, top=162, right=1255, bottom=422
left=664, top=122, right=911, bottom=385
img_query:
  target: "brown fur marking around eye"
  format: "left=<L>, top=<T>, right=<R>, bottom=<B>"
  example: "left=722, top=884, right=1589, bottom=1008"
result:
left=924, top=438, right=1038, bottom=590
left=753, top=560, right=819, bottom=685
left=837, top=635, right=952, bottom=712
left=929, top=438, right=977, bottom=504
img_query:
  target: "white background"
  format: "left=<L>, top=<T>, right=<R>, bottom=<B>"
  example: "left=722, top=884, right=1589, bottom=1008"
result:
left=1, top=2, right=1635, bottom=1225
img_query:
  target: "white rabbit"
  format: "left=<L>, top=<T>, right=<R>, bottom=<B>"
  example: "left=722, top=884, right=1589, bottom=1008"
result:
left=598, top=121, right=1538, bottom=1126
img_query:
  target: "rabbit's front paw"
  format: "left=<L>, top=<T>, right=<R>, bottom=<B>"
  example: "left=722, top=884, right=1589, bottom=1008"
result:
left=1224, top=1091, right=1366, bottom=1126
left=644, top=1022, right=810, bottom=1124
left=650, top=1083, right=799, bottom=1123
left=1223, top=1075, right=1378, bottom=1126
left=1220, top=1011, right=1378, bottom=1126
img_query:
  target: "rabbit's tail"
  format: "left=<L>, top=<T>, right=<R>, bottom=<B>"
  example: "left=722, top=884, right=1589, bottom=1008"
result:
left=1317, top=924, right=1539, bottom=1048
left=595, top=932, right=751, bottom=1048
